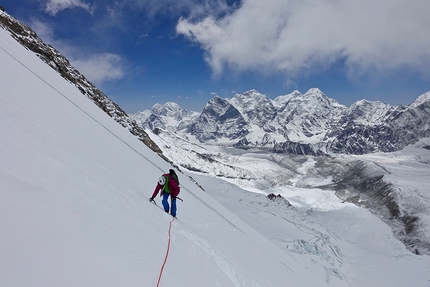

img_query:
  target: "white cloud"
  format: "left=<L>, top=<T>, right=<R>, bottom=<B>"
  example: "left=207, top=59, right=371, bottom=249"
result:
left=30, top=19, right=76, bottom=57
left=29, top=20, right=125, bottom=85
left=43, top=0, right=94, bottom=15
left=71, top=53, right=126, bottom=85
left=29, top=20, right=54, bottom=42
left=176, top=0, right=430, bottom=79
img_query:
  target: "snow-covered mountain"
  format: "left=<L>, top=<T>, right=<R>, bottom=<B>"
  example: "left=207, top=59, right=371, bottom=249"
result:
left=186, top=96, right=250, bottom=143
left=132, top=88, right=430, bottom=155
left=130, top=102, right=199, bottom=133
left=327, top=95, right=430, bottom=154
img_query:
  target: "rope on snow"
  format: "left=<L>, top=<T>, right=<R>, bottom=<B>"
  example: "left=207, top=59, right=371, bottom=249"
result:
left=156, top=217, right=175, bottom=287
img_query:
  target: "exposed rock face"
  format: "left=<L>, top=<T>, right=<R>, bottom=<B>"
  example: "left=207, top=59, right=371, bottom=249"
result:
left=186, top=96, right=249, bottom=142
left=332, top=160, right=430, bottom=255
left=267, top=193, right=292, bottom=206
left=327, top=97, right=430, bottom=154
left=273, top=141, right=327, bottom=156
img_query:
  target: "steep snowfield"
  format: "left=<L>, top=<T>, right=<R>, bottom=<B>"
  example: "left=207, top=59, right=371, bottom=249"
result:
left=0, top=27, right=329, bottom=287
left=1, top=26, right=430, bottom=287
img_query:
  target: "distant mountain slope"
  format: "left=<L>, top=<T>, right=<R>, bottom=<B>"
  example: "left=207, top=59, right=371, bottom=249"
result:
left=130, top=102, right=199, bottom=134
left=132, top=89, right=430, bottom=155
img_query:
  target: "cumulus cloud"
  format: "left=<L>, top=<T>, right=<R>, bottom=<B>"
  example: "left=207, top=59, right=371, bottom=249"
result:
left=71, top=53, right=126, bottom=85
left=29, top=19, right=55, bottom=42
left=176, top=0, right=430, bottom=79
left=43, top=0, right=93, bottom=15
left=29, top=20, right=125, bottom=85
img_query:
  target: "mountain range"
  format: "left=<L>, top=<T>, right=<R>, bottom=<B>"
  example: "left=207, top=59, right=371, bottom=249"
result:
left=131, top=88, right=430, bottom=155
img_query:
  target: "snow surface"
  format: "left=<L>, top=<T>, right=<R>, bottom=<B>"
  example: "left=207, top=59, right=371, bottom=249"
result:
left=1, top=26, right=430, bottom=287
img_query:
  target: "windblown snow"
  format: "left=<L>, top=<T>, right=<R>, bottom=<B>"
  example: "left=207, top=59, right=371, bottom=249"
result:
left=1, top=25, right=429, bottom=287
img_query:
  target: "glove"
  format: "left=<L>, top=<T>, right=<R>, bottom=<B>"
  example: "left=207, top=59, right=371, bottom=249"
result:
left=171, top=196, right=176, bottom=200
left=149, top=197, right=155, bottom=202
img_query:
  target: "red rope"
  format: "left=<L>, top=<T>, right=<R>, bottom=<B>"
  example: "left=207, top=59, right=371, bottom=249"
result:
left=156, top=217, right=175, bottom=287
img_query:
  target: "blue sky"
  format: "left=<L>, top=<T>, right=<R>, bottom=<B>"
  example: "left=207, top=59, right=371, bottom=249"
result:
left=3, top=0, right=430, bottom=113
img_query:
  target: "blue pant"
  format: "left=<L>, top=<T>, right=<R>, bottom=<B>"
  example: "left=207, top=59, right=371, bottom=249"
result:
left=162, top=192, right=177, bottom=217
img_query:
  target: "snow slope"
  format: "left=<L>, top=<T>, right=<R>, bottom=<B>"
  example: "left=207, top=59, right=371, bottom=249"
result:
left=195, top=173, right=430, bottom=287
left=0, top=27, right=330, bottom=287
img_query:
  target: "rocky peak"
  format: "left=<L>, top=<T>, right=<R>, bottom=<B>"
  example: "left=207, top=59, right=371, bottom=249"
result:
left=229, top=90, right=277, bottom=124
left=186, top=96, right=248, bottom=142
left=273, top=90, right=302, bottom=107
left=341, top=99, right=392, bottom=126
left=301, top=88, right=344, bottom=109
left=410, top=91, right=430, bottom=108
left=151, top=102, right=190, bottom=120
